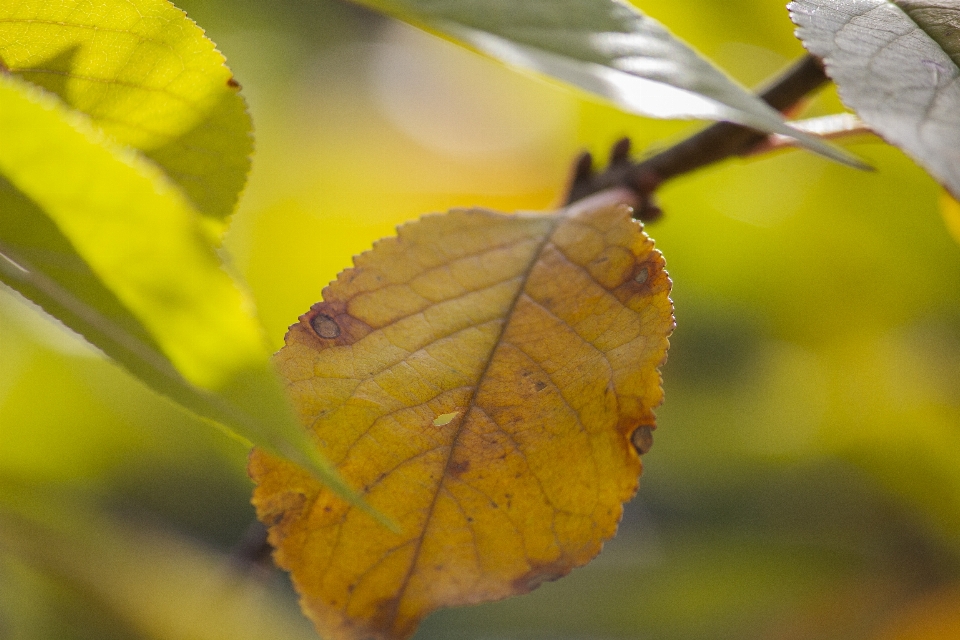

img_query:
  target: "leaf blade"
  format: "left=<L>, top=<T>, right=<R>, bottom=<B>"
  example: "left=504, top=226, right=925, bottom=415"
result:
left=0, top=0, right=253, bottom=223
left=789, top=0, right=960, bottom=197
left=0, top=74, right=258, bottom=386
left=250, top=194, right=674, bottom=640
left=351, top=0, right=859, bottom=164
left=0, top=72, right=349, bottom=494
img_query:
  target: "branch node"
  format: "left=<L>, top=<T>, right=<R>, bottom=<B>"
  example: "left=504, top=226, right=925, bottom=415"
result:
left=563, top=54, right=831, bottom=220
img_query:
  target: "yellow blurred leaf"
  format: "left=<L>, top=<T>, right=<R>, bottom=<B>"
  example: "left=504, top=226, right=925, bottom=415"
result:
left=250, top=192, right=674, bottom=640
left=940, top=191, right=960, bottom=247
left=0, top=491, right=318, bottom=640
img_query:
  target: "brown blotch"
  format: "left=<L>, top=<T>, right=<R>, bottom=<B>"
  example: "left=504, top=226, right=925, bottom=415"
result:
left=511, top=559, right=571, bottom=593
left=612, top=253, right=665, bottom=306
left=534, top=381, right=547, bottom=391
left=226, top=76, right=241, bottom=88
left=292, top=300, right=374, bottom=348
left=260, top=491, right=307, bottom=527
left=310, top=313, right=341, bottom=339
left=370, top=595, right=405, bottom=636
left=631, top=425, right=654, bottom=455
left=448, top=459, right=470, bottom=478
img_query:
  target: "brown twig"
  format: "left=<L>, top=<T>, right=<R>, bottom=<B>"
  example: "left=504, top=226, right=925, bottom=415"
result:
left=231, top=520, right=274, bottom=574
left=565, top=55, right=831, bottom=219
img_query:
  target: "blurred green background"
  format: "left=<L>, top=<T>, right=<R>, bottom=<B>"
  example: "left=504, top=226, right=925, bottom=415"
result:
left=2, top=0, right=960, bottom=638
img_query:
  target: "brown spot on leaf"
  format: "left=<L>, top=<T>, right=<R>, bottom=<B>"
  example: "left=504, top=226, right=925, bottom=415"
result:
left=534, top=381, right=547, bottom=391
left=448, top=459, right=470, bottom=478
left=631, top=425, right=654, bottom=455
left=227, top=76, right=241, bottom=88
left=261, top=491, right=307, bottom=527
left=310, top=313, right=341, bottom=339
left=512, top=559, right=571, bottom=593
left=612, top=252, right=667, bottom=308
left=292, top=301, right=374, bottom=348
left=369, top=596, right=408, bottom=638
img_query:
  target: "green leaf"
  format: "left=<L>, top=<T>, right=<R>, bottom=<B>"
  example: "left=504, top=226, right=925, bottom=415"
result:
left=0, top=0, right=253, bottom=225
left=351, top=0, right=859, bottom=165
left=790, top=0, right=960, bottom=198
left=0, top=73, right=355, bottom=499
left=0, top=0, right=371, bottom=509
left=0, top=75, right=257, bottom=389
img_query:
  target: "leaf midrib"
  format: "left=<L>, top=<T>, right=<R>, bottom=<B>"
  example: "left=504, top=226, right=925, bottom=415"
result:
left=382, top=210, right=566, bottom=633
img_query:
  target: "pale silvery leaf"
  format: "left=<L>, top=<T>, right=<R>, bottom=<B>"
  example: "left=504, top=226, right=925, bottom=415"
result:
left=790, top=0, right=960, bottom=197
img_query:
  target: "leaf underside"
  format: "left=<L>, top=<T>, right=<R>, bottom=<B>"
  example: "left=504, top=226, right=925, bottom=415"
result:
left=790, top=0, right=960, bottom=198
left=354, top=0, right=859, bottom=165
left=250, top=195, right=674, bottom=640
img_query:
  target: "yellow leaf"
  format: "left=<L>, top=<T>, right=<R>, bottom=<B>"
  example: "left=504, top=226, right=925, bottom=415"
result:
left=0, top=0, right=253, bottom=224
left=940, top=190, right=960, bottom=247
left=249, top=192, right=674, bottom=640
